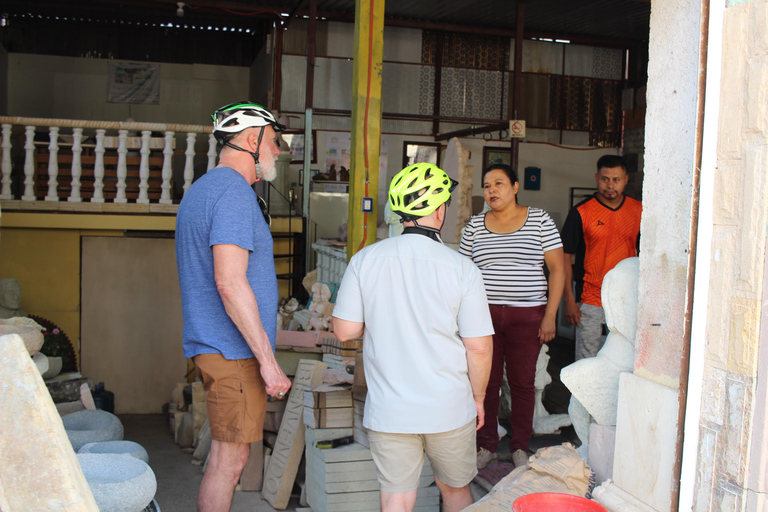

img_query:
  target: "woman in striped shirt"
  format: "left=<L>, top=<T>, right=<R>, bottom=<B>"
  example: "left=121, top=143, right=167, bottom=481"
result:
left=459, top=163, right=565, bottom=470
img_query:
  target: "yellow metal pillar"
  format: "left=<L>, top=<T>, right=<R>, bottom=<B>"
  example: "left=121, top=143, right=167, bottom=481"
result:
left=347, top=0, right=384, bottom=260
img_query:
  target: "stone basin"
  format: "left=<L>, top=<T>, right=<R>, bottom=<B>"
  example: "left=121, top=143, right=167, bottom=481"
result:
left=77, top=453, right=157, bottom=512
left=62, top=409, right=124, bottom=451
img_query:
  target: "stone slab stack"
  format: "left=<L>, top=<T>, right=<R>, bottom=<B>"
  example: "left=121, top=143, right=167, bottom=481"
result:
left=304, top=384, right=353, bottom=429
left=305, top=427, right=439, bottom=512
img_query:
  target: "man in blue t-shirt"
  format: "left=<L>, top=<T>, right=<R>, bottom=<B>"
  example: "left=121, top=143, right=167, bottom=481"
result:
left=176, top=102, right=292, bottom=512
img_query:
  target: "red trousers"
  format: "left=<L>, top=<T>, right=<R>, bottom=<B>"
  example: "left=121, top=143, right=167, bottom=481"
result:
left=477, top=304, right=546, bottom=453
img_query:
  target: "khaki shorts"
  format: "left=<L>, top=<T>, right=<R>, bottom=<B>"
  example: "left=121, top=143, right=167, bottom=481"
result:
left=194, top=353, right=267, bottom=444
left=367, top=420, right=477, bottom=493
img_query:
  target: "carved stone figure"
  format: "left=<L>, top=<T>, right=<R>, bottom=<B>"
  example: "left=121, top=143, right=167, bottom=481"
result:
left=0, top=278, right=27, bottom=319
left=561, top=257, right=640, bottom=456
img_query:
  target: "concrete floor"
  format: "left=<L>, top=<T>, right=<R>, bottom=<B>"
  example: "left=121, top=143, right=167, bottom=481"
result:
left=119, top=335, right=577, bottom=512
left=120, top=414, right=303, bottom=512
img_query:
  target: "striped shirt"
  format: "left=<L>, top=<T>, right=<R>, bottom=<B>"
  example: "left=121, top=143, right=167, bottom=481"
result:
left=459, top=207, right=563, bottom=307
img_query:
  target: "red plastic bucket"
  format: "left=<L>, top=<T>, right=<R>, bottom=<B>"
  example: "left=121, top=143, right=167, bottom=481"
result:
left=512, top=493, right=607, bottom=512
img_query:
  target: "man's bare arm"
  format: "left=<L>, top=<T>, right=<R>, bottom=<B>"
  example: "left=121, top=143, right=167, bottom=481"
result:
left=332, top=317, right=364, bottom=342
left=213, top=244, right=291, bottom=397
left=462, top=335, right=493, bottom=430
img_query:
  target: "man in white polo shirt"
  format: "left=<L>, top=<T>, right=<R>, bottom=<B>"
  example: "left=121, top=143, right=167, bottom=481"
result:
left=333, top=163, right=494, bottom=512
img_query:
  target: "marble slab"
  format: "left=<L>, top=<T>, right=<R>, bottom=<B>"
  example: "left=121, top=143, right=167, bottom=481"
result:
left=613, top=372, right=678, bottom=511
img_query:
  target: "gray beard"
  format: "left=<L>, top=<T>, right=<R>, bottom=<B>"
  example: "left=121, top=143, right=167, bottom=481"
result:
left=258, top=156, right=277, bottom=181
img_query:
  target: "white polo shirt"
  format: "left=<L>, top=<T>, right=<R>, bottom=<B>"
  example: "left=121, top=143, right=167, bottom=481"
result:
left=333, top=233, right=494, bottom=434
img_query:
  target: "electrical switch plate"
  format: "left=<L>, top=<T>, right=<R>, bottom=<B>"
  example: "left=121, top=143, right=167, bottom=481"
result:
left=362, top=197, right=373, bottom=212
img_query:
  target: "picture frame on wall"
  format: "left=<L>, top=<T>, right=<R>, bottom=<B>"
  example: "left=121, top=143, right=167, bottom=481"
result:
left=482, top=146, right=511, bottom=171
left=402, top=142, right=443, bottom=168
left=282, top=130, right=317, bottom=164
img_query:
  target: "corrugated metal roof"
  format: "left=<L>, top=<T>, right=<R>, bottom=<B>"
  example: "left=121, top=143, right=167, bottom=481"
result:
left=2, top=0, right=650, bottom=46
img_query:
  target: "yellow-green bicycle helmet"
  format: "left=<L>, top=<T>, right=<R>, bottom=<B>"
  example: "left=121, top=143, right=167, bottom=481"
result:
left=389, top=163, right=458, bottom=221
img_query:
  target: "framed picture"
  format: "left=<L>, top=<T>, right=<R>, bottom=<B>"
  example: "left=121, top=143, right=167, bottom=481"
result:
left=402, top=142, right=442, bottom=168
left=282, top=130, right=317, bottom=164
left=570, top=187, right=597, bottom=208
left=482, top=146, right=511, bottom=172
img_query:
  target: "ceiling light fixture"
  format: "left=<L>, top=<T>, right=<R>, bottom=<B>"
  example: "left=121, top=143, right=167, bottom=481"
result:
left=176, top=2, right=186, bottom=17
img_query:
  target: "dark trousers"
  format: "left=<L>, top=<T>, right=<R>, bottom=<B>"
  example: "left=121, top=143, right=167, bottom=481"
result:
left=477, top=304, right=546, bottom=453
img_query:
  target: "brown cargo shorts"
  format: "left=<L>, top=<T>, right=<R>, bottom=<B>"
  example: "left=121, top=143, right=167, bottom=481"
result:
left=194, top=353, right=267, bottom=444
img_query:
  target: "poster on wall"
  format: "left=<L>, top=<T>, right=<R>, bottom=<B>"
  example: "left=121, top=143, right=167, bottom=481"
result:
left=325, top=133, right=351, bottom=175
left=107, top=62, right=161, bottom=104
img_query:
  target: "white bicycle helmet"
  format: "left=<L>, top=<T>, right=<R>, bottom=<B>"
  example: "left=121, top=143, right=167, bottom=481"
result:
left=211, top=101, right=286, bottom=179
left=212, top=101, right=285, bottom=140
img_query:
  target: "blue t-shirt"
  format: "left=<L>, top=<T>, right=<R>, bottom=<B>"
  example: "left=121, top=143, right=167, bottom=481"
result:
left=175, top=167, right=278, bottom=360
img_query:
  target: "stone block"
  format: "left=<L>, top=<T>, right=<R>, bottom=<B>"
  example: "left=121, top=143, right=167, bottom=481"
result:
left=588, top=424, right=616, bottom=485
left=263, top=359, right=327, bottom=509
left=0, top=324, right=44, bottom=355
left=613, top=373, right=678, bottom=511
left=47, top=377, right=94, bottom=404
left=0, top=333, right=99, bottom=511
left=77, top=453, right=157, bottom=512
left=239, top=440, right=263, bottom=491
left=57, top=400, right=86, bottom=416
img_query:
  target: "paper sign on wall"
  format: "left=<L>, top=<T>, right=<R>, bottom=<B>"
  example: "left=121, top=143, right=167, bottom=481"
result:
left=107, top=62, right=161, bottom=105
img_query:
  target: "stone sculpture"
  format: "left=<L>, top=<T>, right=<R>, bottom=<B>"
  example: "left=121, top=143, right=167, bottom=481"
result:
left=308, top=282, right=331, bottom=314
left=532, top=344, right=572, bottom=434
left=0, top=278, right=27, bottom=319
left=560, top=257, right=640, bottom=456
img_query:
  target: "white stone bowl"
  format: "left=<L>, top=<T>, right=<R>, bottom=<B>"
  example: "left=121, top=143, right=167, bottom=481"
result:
left=77, top=453, right=157, bottom=512
left=42, top=356, right=63, bottom=379
left=78, top=440, right=149, bottom=463
left=62, top=409, right=124, bottom=451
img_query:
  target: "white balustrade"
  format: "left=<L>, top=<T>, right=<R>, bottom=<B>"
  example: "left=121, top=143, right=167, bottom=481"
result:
left=45, top=127, right=60, bottom=201
left=183, top=132, right=196, bottom=194
left=0, top=124, right=11, bottom=199
left=22, top=126, right=35, bottom=200
left=138, top=130, right=151, bottom=204
left=313, top=243, right=348, bottom=285
left=115, top=129, right=128, bottom=203
left=160, top=131, right=174, bottom=204
left=207, top=134, right=217, bottom=171
left=0, top=116, right=212, bottom=205
left=69, top=128, right=83, bottom=202
left=93, top=129, right=106, bottom=203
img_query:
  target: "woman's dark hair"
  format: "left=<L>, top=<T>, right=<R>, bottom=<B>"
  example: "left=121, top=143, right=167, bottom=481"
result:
left=482, top=163, right=518, bottom=185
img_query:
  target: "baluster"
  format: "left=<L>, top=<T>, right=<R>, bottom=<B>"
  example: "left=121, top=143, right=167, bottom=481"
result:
left=115, top=129, right=128, bottom=203
left=22, top=126, right=35, bottom=201
left=207, top=133, right=217, bottom=171
left=92, top=129, right=106, bottom=203
left=138, top=130, right=151, bottom=204
left=0, top=124, right=11, bottom=199
left=183, top=132, right=196, bottom=194
left=68, top=128, right=83, bottom=202
left=160, top=131, right=174, bottom=204
left=45, top=127, right=60, bottom=201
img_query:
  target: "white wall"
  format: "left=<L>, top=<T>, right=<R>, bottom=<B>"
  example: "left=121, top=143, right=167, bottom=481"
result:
left=288, top=130, right=616, bottom=234
left=8, top=53, right=249, bottom=126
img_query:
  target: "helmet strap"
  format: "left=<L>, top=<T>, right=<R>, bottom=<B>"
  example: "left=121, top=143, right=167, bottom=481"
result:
left=404, top=222, right=443, bottom=244
left=220, top=127, right=266, bottom=180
